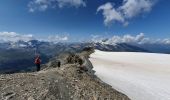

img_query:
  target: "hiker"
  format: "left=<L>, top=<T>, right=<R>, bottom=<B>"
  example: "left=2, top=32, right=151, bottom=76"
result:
left=57, top=61, right=61, bottom=67
left=35, top=55, right=41, bottom=71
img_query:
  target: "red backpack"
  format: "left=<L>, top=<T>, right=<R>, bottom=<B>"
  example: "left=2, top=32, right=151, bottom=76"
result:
left=35, top=58, right=41, bottom=64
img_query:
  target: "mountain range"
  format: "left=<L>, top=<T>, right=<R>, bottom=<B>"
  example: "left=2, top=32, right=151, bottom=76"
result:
left=0, top=40, right=169, bottom=74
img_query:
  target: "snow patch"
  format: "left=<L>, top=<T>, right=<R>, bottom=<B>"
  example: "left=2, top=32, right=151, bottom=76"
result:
left=90, top=50, right=170, bottom=100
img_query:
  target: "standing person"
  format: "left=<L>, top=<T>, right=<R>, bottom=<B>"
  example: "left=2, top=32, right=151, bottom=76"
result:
left=35, top=55, right=41, bottom=71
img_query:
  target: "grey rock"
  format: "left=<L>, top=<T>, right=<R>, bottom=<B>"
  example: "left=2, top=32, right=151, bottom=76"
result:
left=0, top=50, right=130, bottom=100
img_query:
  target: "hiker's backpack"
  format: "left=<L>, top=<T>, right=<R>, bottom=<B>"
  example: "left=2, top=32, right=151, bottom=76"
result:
left=35, top=58, right=41, bottom=64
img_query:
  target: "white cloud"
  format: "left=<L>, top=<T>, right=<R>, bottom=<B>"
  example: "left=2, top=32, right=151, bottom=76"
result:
left=160, top=39, right=170, bottom=45
left=0, top=32, right=69, bottom=43
left=57, top=0, right=86, bottom=8
left=28, top=0, right=86, bottom=12
left=91, top=33, right=170, bottom=45
left=47, top=34, right=69, bottom=43
left=91, top=34, right=108, bottom=44
left=0, top=32, right=34, bottom=42
left=120, top=0, right=154, bottom=18
left=97, top=3, right=125, bottom=26
left=97, top=0, right=156, bottom=26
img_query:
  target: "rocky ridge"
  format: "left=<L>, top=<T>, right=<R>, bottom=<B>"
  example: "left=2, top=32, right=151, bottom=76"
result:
left=0, top=49, right=130, bottom=100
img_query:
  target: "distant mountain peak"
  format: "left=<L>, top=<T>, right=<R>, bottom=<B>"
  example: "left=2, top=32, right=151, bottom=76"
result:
left=94, top=42, right=149, bottom=52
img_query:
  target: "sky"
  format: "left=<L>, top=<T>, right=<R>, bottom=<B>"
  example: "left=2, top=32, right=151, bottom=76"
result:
left=0, top=0, right=169, bottom=43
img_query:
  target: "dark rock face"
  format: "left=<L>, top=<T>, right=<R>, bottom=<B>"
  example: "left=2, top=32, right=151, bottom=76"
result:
left=0, top=50, right=130, bottom=100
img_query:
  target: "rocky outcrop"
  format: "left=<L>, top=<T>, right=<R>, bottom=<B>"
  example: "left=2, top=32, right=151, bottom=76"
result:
left=0, top=49, right=130, bottom=100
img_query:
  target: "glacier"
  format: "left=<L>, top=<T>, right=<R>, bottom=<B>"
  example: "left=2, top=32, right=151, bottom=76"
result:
left=90, top=50, right=170, bottom=100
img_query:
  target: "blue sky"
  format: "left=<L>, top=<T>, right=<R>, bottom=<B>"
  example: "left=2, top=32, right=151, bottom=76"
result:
left=0, top=0, right=169, bottom=42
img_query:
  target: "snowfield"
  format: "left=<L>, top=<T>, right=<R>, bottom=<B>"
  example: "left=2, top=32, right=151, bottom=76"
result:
left=89, top=50, right=170, bottom=100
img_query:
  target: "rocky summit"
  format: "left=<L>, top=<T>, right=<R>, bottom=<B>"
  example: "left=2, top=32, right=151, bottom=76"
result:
left=0, top=49, right=130, bottom=100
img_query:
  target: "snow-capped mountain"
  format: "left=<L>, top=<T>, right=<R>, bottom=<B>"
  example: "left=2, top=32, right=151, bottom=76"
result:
left=92, top=38, right=170, bottom=54
left=7, top=40, right=50, bottom=48
left=1, top=39, right=170, bottom=54
left=94, top=42, right=149, bottom=52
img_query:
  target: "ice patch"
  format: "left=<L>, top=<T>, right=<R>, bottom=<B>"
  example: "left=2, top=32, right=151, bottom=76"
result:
left=90, top=50, right=170, bottom=100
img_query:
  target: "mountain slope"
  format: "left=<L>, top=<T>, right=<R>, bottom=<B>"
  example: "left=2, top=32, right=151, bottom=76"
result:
left=134, top=44, right=170, bottom=54
left=0, top=50, right=130, bottom=100
left=0, top=41, right=149, bottom=74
